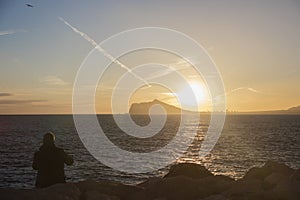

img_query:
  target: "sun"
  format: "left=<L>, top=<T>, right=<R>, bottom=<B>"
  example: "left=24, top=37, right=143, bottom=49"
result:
left=176, top=81, right=206, bottom=110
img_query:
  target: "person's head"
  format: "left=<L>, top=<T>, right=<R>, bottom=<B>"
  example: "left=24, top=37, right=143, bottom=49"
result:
left=43, top=132, right=55, bottom=145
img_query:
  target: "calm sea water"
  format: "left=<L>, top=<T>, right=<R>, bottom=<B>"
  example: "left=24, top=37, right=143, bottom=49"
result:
left=0, top=114, right=299, bottom=188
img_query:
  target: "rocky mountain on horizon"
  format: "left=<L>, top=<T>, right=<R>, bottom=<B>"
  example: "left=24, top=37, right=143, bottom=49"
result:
left=287, top=105, right=300, bottom=112
left=129, top=99, right=198, bottom=115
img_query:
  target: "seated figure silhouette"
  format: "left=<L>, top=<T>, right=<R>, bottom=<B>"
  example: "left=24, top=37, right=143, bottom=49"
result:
left=32, top=132, right=73, bottom=188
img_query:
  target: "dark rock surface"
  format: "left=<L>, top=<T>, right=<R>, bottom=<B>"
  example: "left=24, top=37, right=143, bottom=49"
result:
left=0, top=183, right=80, bottom=200
left=164, top=163, right=214, bottom=179
left=0, top=161, right=298, bottom=200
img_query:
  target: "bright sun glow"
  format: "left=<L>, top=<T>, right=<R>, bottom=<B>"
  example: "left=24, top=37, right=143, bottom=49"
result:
left=176, top=81, right=206, bottom=110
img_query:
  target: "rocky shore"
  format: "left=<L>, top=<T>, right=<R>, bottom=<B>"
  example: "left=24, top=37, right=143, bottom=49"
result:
left=0, top=161, right=299, bottom=200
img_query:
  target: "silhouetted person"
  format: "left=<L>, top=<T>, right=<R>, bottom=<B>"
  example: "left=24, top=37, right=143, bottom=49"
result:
left=32, top=132, right=73, bottom=188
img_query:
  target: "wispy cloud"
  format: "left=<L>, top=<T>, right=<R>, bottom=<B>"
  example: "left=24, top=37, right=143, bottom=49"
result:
left=227, top=87, right=263, bottom=95
left=41, top=76, right=69, bottom=86
left=0, top=99, right=47, bottom=104
left=58, top=17, right=151, bottom=87
left=0, top=92, right=47, bottom=104
left=0, top=29, right=27, bottom=36
left=144, top=59, right=193, bottom=81
left=0, top=93, right=13, bottom=97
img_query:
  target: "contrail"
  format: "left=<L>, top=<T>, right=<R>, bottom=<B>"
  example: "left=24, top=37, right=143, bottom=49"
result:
left=0, top=29, right=27, bottom=36
left=58, top=17, right=151, bottom=87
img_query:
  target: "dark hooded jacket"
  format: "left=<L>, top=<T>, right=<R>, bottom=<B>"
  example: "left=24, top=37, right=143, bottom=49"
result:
left=32, top=143, right=73, bottom=188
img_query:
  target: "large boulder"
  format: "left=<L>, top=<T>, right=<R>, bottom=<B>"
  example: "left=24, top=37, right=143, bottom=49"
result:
left=263, top=172, right=287, bottom=190
left=224, top=179, right=264, bottom=200
left=138, top=177, right=163, bottom=188
left=243, top=161, right=294, bottom=181
left=144, top=176, right=207, bottom=200
left=265, top=169, right=300, bottom=200
left=139, top=163, right=235, bottom=199
left=198, top=175, right=235, bottom=194
left=229, top=161, right=297, bottom=200
left=290, top=169, right=300, bottom=182
left=143, top=174, right=235, bottom=200
left=164, top=163, right=214, bottom=179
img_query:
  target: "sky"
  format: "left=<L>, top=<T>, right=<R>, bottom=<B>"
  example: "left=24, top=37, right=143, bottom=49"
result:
left=0, top=0, right=300, bottom=114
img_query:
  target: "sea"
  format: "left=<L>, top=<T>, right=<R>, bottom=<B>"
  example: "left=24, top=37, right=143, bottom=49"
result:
left=0, top=114, right=299, bottom=188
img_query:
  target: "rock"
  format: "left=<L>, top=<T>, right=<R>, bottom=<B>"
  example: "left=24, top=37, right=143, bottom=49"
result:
left=241, top=161, right=297, bottom=199
left=243, top=161, right=294, bottom=180
left=0, top=189, right=34, bottom=200
left=144, top=174, right=234, bottom=200
left=0, top=183, right=80, bottom=200
left=82, top=190, right=119, bottom=200
left=75, top=180, right=145, bottom=200
left=289, top=169, right=300, bottom=194
left=164, top=163, right=214, bottom=179
left=265, top=169, right=300, bottom=200
left=39, top=183, right=81, bottom=200
left=224, top=179, right=264, bottom=200
left=263, top=172, right=287, bottom=190
left=75, top=180, right=115, bottom=194
left=200, top=194, right=227, bottom=200
left=0, top=161, right=298, bottom=200
left=290, top=169, right=300, bottom=182
left=145, top=176, right=205, bottom=200
left=138, top=177, right=163, bottom=188
left=198, top=175, right=235, bottom=194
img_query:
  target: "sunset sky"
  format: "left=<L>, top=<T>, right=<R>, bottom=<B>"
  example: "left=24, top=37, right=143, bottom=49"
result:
left=0, top=0, right=299, bottom=114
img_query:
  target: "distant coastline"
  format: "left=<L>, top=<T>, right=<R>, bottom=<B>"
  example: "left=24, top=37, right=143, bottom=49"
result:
left=0, top=102, right=299, bottom=115
left=226, top=105, right=300, bottom=115
left=129, top=99, right=300, bottom=115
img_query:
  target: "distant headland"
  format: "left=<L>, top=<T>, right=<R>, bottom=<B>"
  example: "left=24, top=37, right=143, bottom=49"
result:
left=129, top=99, right=198, bottom=115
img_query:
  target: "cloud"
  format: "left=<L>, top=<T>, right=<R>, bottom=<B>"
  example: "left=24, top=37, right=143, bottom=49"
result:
left=0, top=93, right=13, bottom=97
left=247, top=88, right=260, bottom=93
left=41, top=76, right=69, bottom=86
left=143, top=60, right=192, bottom=81
left=0, top=92, right=47, bottom=105
left=0, top=29, right=27, bottom=36
left=0, top=99, right=47, bottom=104
left=227, top=87, right=263, bottom=95
left=145, top=68, right=178, bottom=81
